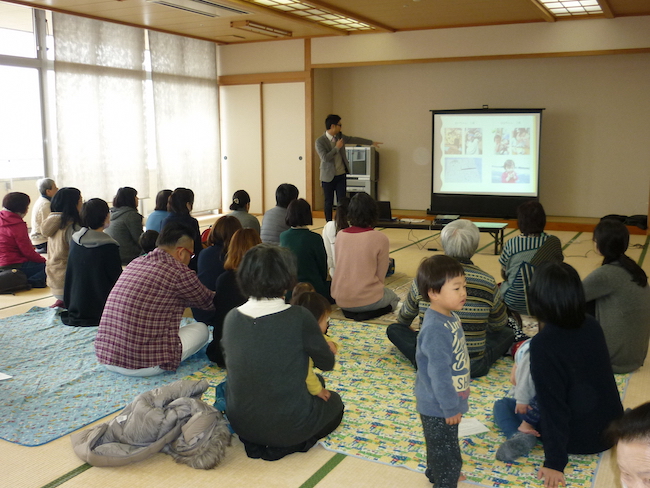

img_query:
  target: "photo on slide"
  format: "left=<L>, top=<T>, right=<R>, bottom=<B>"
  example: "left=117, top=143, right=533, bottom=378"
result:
left=465, top=128, right=482, bottom=155
left=444, top=128, right=462, bottom=154
left=511, top=128, right=531, bottom=155
left=444, top=157, right=482, bottom=183
left=491, top=159, right=530, bottom=184
left=492, top=128, right=510, bottom=155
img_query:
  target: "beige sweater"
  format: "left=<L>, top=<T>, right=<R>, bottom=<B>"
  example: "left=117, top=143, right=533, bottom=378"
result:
left=42, top=213, right=78, bottom=298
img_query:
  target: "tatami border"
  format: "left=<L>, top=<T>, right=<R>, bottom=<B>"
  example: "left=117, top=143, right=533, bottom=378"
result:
left=298, top=453, right=346, bottom=488
left=39, top=464, right=92, bottom=488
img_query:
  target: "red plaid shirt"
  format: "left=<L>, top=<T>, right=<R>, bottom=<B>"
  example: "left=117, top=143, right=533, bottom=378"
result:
left=95, top=248, right=215, bottom=371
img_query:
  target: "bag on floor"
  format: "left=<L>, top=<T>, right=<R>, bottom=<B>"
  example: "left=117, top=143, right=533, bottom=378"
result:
left=0, top=269, right=31, bottom=294
left=386, top=257, right=395, bottom=277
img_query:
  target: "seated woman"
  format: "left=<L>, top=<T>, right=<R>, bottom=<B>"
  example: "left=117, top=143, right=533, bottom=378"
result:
left=205, top=228, right=261, bottom=367
left=493, top=262, right=623, bottom=487
left=192, top=216, right=242, bottom=325
left=583, top=219, right=650, bottom=373
left=222, top=244, right=344, bottom=461
left=161, top=188, right=202, bottom=270
left=0, top=192, right=47, bottom=288
left=280, top=198, right=331, bottom=302
left=197, top=216, right=242, bottom=291
left=61, top=198, right=122, bottom=326
left=386, top=219, right=513, bottom=377
left=322, top=196, right=349, bottom=278
left=105, top=187, right=144, bottom=265
left=42, top=187, right=83, bottom=307
left=144, top=189, right=172, bottom=232
left=499, top=201, right=563, bottom=317
left=331, top=192, right=399, bottom=318
left=227, top=189, right=260, bottom=235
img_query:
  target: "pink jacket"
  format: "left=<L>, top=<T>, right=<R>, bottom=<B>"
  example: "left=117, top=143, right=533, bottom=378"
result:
left=0, top=210, right=46, bottom=267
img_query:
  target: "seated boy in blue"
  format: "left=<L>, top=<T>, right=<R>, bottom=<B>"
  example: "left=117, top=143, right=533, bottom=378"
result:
left=415, top=255, right=471, bottom=487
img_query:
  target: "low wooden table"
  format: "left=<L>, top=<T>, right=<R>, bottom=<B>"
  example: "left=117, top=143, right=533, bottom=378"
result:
left=377, top=219, right=508, bottom=255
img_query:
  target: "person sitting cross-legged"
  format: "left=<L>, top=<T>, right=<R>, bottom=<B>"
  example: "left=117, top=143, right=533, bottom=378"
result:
left=386, top=219, right=514, bottom=377
left=95, top=222, right=215, bottom=376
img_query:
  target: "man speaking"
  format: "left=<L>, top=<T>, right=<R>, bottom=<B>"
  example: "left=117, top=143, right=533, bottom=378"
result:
left=315, top=114, right=382, bottom=221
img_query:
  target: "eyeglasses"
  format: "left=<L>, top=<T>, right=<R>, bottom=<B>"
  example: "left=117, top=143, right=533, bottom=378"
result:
left=336, top=123, right=342, bottom=127
left=177, top=247, right=195, bottom=259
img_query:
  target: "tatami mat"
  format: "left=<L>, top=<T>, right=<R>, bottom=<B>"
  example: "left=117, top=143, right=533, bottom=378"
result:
left=0, top=221, right=647, bottom=488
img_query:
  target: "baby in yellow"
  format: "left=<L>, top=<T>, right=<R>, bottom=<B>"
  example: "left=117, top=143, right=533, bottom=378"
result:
left=291, top=287, right=338, bottom=401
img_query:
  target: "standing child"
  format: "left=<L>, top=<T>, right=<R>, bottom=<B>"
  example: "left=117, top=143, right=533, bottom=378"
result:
left=292, top=290, right=338, bottom=402
left=415, top=255, right=471, bottom=487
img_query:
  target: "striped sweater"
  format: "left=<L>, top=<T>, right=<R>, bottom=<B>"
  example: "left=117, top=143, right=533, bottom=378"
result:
left=498, top=233, right=564, bottom=314
left=397, top=259, right=508, bottom=360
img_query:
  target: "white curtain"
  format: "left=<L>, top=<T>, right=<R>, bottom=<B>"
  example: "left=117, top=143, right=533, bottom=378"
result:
left=148, top=31, right=220, bottom=212
left=53, top=13, right=148, bottom=203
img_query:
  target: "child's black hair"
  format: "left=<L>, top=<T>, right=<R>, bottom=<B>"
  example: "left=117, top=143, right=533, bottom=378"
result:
left=139, top=230, right=159, bottom=253
left=290, top=282, right=315, bottom=305
left=293, top=291, right=331, bottom=324
left=416, top=255, right=465, bottom=299
left=528, top=261, right=585, bottom=329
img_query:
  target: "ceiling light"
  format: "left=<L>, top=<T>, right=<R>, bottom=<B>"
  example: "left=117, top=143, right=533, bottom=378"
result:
left=230, top=20, right=292, bottom=37
left=147, top=0, right=251, bottom=17
left=537, top=0, right=603, bottom=16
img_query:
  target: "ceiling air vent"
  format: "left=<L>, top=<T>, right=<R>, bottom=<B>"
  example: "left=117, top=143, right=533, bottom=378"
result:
left=147, top=0, right=251, bottom=18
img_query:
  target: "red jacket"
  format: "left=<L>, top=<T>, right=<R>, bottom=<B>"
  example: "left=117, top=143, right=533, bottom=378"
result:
left=0, top=210, right=46, bottom=267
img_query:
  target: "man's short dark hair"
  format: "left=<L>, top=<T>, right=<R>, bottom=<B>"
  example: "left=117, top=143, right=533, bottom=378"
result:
left=237, top=244, right=297, bottom=299
left=347, top=192, right=378, bottom=228
left=275, top=184, right=299, bottom=208
left=113, top=187, right=138, bottom=209
left=156, top=221, right=192, bottom=248
left=2, top=192, right=30, bottom=215
left=325, top=114, right=341, bottom=131
left=416, top=255, right=465, bottom=298
left=81, top=198, right=110, bottom=230
left=528, top=261, right=585, bottom=329
left=285, top=198, right=313, bottom=227
left=517, top=200, right=546, bottom=235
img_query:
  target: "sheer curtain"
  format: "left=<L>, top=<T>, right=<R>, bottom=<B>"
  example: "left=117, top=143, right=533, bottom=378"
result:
left=53, top=13, right=148, bottom=203
left=148, top=31, right=220, bottom=212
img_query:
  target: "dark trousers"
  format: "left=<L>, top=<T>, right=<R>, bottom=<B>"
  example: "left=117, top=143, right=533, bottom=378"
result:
left=420, top=414, right=462, bottom=487
left=386, top=324, right=514, bottom=377
left=322, top=174, right=347, bottom=222
left=240, top=394, right=344, bottom=462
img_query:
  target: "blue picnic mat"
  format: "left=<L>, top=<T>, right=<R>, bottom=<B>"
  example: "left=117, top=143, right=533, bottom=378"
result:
left=0, top=307, right=211, bottom=446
